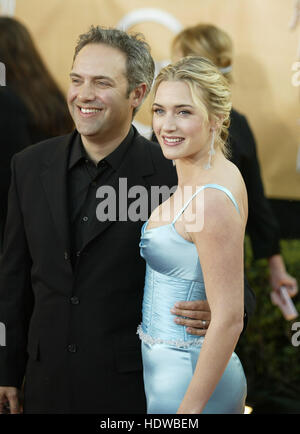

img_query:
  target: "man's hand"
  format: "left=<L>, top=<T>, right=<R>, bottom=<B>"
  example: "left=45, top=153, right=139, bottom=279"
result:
left=0, top=387, right=22, bottom=414
left=170, top=300, right=211, bottom=336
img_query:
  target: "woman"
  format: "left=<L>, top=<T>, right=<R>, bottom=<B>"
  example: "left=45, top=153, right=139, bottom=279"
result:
left=170, top=23, right=297, bottom=301
left=0, top=17, right=74, bottom=248
left=138, top=56, right=248, bottom=413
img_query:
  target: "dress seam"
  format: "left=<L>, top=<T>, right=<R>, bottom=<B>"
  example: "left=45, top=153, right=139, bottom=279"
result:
left=137, top=324, right=204, bottom=348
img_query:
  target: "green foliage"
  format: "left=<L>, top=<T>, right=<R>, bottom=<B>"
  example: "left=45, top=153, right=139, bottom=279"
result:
left=236, top=238, right=300, bottom=414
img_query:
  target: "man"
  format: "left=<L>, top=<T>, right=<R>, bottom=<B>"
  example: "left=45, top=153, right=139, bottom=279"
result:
left=0, top=26, right=254, bottom=414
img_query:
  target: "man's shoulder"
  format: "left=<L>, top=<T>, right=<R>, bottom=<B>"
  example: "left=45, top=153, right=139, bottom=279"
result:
left=132, top=129, right=159, bottom=150
left=132, top=129, right=171, bottom=167
left=131, top=128, right=177, bottom=186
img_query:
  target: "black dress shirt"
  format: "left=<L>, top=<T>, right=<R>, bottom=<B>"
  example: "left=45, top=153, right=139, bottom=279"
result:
left=67, top=127, right=134, bottom=267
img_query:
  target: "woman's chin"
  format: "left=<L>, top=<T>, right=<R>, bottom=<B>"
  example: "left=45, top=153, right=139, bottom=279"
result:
left=161, top=149, right=180, bottom=161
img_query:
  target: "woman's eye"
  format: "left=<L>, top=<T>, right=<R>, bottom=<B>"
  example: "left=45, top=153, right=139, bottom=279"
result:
left=178, top=110, right=191, bottom=115
left=153, top=108, right=164, bottom=115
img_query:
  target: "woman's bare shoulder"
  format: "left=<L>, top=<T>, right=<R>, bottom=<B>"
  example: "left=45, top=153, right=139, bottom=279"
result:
left=204, top=159, right=248, bottom=222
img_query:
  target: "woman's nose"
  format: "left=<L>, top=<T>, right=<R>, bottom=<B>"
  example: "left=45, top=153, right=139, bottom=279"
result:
left=162, top=116, right=177, bottom=132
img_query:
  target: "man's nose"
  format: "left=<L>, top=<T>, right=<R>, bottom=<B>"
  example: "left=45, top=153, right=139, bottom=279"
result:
left=77, top=83, right=96, bottom=101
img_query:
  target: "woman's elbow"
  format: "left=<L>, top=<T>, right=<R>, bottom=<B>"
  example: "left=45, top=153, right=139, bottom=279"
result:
left=212, top=311, right=244, bottom=337
left=231, top=316, right=244, bottom=337
left=228, top=312, right=244, bottom=337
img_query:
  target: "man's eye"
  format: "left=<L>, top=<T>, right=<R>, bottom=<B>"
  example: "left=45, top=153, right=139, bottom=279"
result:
left=96, top=81, right=110, bottom=87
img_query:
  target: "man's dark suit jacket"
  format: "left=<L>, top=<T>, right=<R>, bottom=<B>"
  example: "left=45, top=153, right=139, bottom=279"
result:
left=0, top=127, right=254, bottom=414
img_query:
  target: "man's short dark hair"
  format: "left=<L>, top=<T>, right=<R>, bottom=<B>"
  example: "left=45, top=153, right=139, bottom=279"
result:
left=73, top=26, right=155, bottom=116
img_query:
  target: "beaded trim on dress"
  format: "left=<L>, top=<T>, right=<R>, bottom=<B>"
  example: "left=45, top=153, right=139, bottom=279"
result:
left=137, top=324, right=204, bottom=348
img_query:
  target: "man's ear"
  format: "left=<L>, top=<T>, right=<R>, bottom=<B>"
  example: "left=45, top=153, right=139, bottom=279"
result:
left=130, top=83, right=147, bottom=109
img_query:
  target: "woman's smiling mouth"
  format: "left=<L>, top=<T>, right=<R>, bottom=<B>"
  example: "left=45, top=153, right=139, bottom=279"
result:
left=162, top=136, right=185, bottom=146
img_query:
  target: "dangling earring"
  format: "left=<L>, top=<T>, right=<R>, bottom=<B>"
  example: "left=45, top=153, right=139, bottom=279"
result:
left=204, top=129, right=216, bottom=170
left=172, top=160, right=176, bottom=167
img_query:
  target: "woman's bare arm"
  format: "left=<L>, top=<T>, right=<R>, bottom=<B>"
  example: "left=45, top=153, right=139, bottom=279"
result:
left=177, top=188, right=246, bottom=414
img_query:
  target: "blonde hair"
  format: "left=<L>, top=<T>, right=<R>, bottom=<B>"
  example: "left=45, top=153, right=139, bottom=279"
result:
left=172, top=24, right=233, bottom=83
left=152, top=56, right=232, bottom=154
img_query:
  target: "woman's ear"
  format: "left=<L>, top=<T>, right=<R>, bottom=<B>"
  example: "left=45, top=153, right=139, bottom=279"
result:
left=210, top=115, right=225, bottom=132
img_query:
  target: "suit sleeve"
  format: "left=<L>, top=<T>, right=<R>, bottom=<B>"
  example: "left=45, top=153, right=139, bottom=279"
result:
left=0, top=154, right=34, bottom=388
left=235, top=115, right=281, bottom=260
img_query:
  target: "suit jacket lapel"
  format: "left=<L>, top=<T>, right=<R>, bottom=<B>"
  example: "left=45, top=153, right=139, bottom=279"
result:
left=82, top=131, right=155, bottom=250
left=40, top=132, right=75, bottom=262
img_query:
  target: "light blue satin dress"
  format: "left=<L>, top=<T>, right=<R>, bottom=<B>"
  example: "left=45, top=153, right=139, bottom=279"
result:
left=138, top=184, right=247, bottom=414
